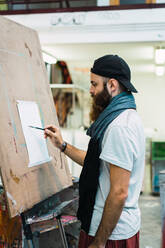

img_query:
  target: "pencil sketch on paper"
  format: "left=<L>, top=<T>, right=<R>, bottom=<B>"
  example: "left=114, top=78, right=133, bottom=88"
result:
left=17, top=100, right=52, bottom=167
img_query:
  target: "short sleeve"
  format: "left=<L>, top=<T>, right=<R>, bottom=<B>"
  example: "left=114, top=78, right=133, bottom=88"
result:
left=100, top=126, right=136, bottom=171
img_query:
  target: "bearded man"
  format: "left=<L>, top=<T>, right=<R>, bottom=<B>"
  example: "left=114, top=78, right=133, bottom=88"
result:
left=44, top=55, right=145, bottom=248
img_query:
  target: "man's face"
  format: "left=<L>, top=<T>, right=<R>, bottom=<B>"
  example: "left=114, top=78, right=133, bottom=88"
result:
left=90, top=73, right=105, bottom=97
left=90, top=73, right=112, bottom=122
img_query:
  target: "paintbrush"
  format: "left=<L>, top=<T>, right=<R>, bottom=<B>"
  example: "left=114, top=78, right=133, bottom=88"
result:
left=29, top=125, right=45, bottom=131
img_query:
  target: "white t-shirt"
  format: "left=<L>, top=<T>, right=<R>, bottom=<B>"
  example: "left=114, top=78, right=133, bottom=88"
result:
left=89, top=109, right=145, bottom=240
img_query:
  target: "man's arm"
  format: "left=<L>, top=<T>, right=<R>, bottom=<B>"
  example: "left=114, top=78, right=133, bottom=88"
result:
left=44, top=125, right=86, bottom=166
left=62, top=142, right=86, bottom=166
left=89, top=163, right=131, bottom=248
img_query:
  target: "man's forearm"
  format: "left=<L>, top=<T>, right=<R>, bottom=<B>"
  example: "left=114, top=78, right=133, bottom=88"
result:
left=63, top=143, right=86, bottom=166
left=92, top=192, right=126, bottom=247
left=44, top=125, right=86, bottom=166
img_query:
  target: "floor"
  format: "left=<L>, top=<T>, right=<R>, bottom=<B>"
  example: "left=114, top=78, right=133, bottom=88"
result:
left=139, top=193, right=162, bottom=248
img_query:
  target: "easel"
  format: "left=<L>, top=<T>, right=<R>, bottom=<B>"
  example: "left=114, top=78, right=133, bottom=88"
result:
left=0, top=15, right=76, bottom=248
left=21, top=199, right=78, bottom=248
left=21, top=213, right=35, bottom=248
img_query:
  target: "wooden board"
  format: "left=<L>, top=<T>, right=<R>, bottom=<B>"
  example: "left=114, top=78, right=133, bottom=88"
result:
left=0, top=16, right=72, bottom=217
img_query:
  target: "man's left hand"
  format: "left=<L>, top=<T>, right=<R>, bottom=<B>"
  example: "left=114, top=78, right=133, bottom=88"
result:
left=88, top=243, right=105, bottom=248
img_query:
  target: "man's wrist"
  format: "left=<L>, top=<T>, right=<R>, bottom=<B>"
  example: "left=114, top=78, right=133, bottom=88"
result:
left=60, top=141, right=67, bottom=152
left=92, top=237, right=105, bottom=248
left=89, top=240, right=105, bottom=248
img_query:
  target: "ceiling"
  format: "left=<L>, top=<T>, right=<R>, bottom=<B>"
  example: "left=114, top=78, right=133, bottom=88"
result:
left=6, top=8, right=165, bottom=74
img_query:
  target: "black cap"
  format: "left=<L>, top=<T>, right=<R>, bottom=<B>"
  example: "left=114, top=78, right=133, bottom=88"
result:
left=91, top=55, right=138, bottom=93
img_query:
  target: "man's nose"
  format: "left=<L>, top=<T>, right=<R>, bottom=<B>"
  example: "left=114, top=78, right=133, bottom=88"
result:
left=90, top=86, right=94, bottom=95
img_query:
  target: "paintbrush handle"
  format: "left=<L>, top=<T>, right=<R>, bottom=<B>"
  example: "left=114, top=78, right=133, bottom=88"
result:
left=29, top=126, right=45, bottom=130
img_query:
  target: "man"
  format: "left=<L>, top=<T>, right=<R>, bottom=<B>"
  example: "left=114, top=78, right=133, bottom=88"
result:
left=44, top=55, right=145, bottom=248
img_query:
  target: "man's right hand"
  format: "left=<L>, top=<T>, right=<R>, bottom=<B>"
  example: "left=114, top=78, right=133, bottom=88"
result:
left=44, top=125, right=64, bottom=151
left=44, top=125, right=86, bottom=166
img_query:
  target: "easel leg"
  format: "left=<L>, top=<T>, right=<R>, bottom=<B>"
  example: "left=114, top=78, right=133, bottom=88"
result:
left=26, top=240, right=35, bottom=248
left=56, top=215, right=68, bottom=248
left=21, top=213, right=35, bottom=248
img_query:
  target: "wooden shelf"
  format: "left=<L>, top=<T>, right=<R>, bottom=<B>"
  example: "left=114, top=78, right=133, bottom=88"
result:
left=50, top=84, right=88, bottom=92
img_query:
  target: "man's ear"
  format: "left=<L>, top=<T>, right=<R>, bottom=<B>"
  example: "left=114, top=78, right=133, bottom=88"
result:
left=107, top=78, right=117, bottom=94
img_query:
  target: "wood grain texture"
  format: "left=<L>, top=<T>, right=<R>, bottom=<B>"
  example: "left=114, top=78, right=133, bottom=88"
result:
left=0, top=16, right=72, bottom=217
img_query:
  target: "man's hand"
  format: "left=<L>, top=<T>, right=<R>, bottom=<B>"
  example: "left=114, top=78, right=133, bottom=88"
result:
left=88, top=243, right=105, bottom=248
left=44, top=124, right=86, bottom=166
left=44, top=125, right=64, bottom=150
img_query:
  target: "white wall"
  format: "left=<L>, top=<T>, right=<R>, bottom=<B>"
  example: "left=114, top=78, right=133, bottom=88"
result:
left=133, top=72, right=165, bottom=140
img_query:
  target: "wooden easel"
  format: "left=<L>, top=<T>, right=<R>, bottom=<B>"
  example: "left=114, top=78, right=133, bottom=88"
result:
left=0, top=14, right=72, bottom=223
left=21, top=212, right=69, bottom=248
left=0, top=16, right=76, bottom=248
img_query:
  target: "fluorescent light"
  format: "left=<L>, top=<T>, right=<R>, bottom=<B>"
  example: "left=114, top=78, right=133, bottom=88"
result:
left=42, top=51, right=57, bottom=64
left=155, top=65, right=164, bottom=76
left=155, top=47, right=165, bottom=64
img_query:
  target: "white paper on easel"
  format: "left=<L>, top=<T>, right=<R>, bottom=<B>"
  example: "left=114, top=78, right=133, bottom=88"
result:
left=17, top=100, right=52, bottom=167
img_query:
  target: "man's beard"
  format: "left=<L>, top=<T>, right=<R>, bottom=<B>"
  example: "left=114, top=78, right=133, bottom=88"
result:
left=90, top=85, right=112, bottom=122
